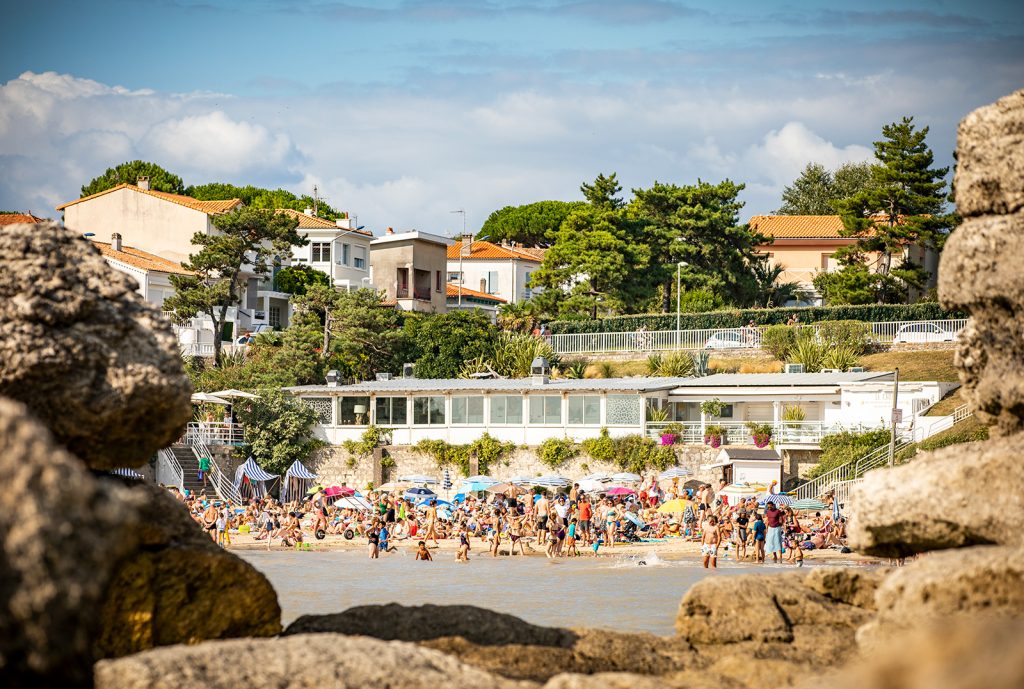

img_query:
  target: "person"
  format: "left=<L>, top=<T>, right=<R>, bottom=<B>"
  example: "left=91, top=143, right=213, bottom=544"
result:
left=701, top=515, right=720, bottom=569
left=456, top=526, right=471, bottom=562
left=197, top=455, right=211, bottom=489
left=565, top=517, right=580, bottom=557
left=216, top=505, right=230, bottom=547
left=424, top=499, right=440, bottom=547
left=764, top=502, right=785, bottom=563
left=202, top=501, right=218, bottom=542
left=367, top=520, right=381, bottom=559
left=578, top=497, right=592, bottom=546
left=535, top=493, right=550, bottom=545
left=605, top=500, right=618, bottom=548
left=415, top=540, right=432, bottom=561
left=379, top=523, right=393, bottom=554
left=733, top=508, right=749, bottom=561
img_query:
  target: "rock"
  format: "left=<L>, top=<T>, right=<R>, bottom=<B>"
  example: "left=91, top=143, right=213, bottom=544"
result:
left=544, top=671, right=745, bottom=689
left=94, top=482, right=281, bottom=658
left=0, top=397, right=143, bottom=688
left=857, top=546, right=1024, bottom=649
left=818, top=618, right=1024, bottom=689
left=675, top=572, right=870, bottom=650
left=0, top=223, right=191, bottom=469
left=848, top=434, right=1024, bottom=557
left=708, top=654, right=808, bottom=688
left=802, top=567, right=887, bottom=610
left=284, top=603, right=576, bottom=647
left=94, top=633, right=533, bottom=689
left=952, top=89, right=1024, bottom=217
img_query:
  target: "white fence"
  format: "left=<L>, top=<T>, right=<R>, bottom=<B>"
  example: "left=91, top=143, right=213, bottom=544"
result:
left=549, top=319, right=968, bottom=355
left=644, top=420, right=885, bottom=446
left=185, top=421, right=245, bottom=446
left=185, top=427, right=243, bottom=504
left=155, top=448, right=184, bottom=492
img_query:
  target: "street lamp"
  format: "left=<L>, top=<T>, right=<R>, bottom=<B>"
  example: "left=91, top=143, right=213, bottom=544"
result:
left=451, top=209, right=467, bottom=306
left=676, top=261, right=688, bottom=348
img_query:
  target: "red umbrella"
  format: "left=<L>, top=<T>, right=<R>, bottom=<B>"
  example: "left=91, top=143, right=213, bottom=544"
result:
left=324, top=485, right=355, bottom=497
left=606, top=486, right=636, bottom=496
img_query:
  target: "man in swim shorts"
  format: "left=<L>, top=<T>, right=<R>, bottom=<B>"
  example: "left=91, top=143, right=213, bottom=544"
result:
left=701, top=515, right=720, bottom=569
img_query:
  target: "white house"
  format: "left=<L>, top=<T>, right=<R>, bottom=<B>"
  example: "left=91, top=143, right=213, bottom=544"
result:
left=90, top=234, right=191, bottom=308
left=446, top=238, right=544, bottom=305
left=276, top=208, right=373, bottom=292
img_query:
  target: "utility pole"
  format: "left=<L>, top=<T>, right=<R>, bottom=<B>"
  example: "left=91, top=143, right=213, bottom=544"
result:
left=451, top=209, right=466, bottom=307
left=888, top=367, right=900, bottom=467
left=313, top=185, right=319, bottom=217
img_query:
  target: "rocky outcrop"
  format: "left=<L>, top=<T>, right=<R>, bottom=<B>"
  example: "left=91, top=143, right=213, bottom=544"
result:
left=94, top=634, right=533, bottom=689
left=0, top=223, right=192, bottom=469
left=0, top=397, right=143, bottom=688
left=951, top=89, right=1024, bottom=217
left=857, top=546, right=1024, bottom=649
left=801, top=567, right=886, bottom=610
left=94, top=482, right=281, bottom=658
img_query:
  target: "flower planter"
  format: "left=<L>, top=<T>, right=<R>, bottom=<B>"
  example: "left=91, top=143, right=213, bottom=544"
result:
left=660, top=433, right=677, bottom=446
left=703, top=435, right=722, bottom=448
left=753, top=434, right=772, bottom=448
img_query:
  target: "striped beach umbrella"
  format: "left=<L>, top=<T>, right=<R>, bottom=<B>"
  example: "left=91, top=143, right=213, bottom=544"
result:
left=610, top=472, right=642, bottom=483
left=658, top=467, right=692, bottom=479
left=442, top=469, right=453, bottom=491
left=761, top=493, right=794, bottom=507
left=791, top=498, right=829, bottom=511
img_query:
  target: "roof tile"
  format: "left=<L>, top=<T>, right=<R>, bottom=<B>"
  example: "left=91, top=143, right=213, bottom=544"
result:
left=276, top=208, right=373, bottom=235
left=749, top=215, right=848, bottom=239
left=0, top=212, right=48, bottom=225
left=57, top=183, right=242, bottom=215
left=446, top=283, right=506, bottom=303
left=447, top=240, right=544, bottom=262
left=90, top=240, right=193, bottom=275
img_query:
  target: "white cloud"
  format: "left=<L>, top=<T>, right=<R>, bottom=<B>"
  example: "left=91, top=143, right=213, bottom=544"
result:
left=742, top=121, right=874, bottom=187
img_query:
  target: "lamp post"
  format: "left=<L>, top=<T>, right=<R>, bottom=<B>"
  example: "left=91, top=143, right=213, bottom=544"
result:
left=451, top=210, right=467, bottom=307
left=676, top=261, right=688, bottom=349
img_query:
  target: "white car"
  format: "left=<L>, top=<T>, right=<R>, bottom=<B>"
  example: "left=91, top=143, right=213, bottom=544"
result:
left=705, top=330, right=758, bottom=349
left=892, top=322, right=956, bottom=344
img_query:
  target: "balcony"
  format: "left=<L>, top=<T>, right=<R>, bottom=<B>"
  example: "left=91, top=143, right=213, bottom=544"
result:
left=644, top=420, right=885, bottom=448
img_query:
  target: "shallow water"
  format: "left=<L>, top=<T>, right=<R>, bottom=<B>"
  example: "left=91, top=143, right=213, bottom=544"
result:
left=241, top=548, right=868, bottom=636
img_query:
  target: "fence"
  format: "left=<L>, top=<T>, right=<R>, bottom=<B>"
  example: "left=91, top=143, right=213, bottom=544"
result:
left=644, top=420, right=884, bottom=446
left=549, top=319, right=968, bottom=355
left=186, top=421, right=245, bottom=446
left=155, top=448, right=184, bottom=492
left=185, top=427, right=243, bottom=504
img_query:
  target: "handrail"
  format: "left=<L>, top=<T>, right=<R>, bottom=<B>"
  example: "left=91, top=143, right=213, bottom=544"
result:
left=156, top=448, right=184, bottom=493
left=186, top=430, right=243, bottom=505
left=186, top=421, right=245, bottom=446
left=644, top=420, right=886, bottom=445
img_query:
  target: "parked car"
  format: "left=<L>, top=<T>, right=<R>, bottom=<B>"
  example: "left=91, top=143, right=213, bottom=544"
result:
left=892, top=322, right=956, bottom=344
left=705, top=330, right=758, bottom=349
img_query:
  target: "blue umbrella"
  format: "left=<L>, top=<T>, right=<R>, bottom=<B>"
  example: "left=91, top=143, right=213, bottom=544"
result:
left=418, top=498, right=451, bottom=507
left=761, top=494, right=794, bottom=507
left=463, top=481, right=495, bottom=492
left=451, top=492, right=466, bottom=503
left=623, top=512, right=644, bottom=527
left=403, top=487, right=436, bottom=502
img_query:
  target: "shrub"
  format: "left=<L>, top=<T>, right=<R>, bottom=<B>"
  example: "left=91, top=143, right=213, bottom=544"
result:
left=413, top=433, right=516, bottom=475
left=559, top=358, right=589, bottom=379
left=700, top=398, right=728, bottom=417
left=703, top=424, right=727, bottom=447
left=547, top=302, right=963, bottom=335
left=821, top=344, right=861, bottom=372
left=646, top=404, right=669, bottom=422
left=816, top=320, right=872, bottom=355
left=581, top=428, right=617, bottom=463
left=788, top=330, right=826, bottom=372
left=677, top=289, right=726, bottom=313
left=581, top=430, right=676, bottom=471
left=762, top=325, right=796, bottom=359
left=342, top=425, right=393, bottom=459
left=658, top=351, right=694, bottom=377
left=596, top=362, right=615, bottom=378
left=646, top=353, right=663, bottom=375
left=690, top=350, right=711, bottom=377
left=745, top=421, right=774, bottom=448
left=810, top=428, right=892, bottom=478
left=781, top=404, right=806, bottom=422
left=538, top=437, right=578, bottom=468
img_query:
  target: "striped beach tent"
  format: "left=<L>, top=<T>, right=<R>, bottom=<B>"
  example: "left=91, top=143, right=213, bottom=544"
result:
left=233, top=457, right=279, bottom=499
left=109, top=467, right=144, bottom=479
left=280, top=460, right=318, bottom=503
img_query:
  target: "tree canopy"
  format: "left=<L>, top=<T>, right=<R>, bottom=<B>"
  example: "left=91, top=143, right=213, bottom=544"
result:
left=776, top=161, right=876, bottom=215
left=81, top=160, right=185, bottom=196
left=405, top=310, right=499, bottom=379
left=273, top=264, right=331, bottom=295
left=478, top=200, right=586, bottom=247
left=185, top=182, right=345, bottom=220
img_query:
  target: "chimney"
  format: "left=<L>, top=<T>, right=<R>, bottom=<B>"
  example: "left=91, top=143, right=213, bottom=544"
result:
left=137, top=176, right=150, bottom=191
left=111, top=233, right=122, bottom=252
left=303, top=207, right=314, bottom=217
left=530, top=356, right=550, bottom=386
left=402, top=363, right=415, bottom=379
left=461, top=233, right=473, bottom=257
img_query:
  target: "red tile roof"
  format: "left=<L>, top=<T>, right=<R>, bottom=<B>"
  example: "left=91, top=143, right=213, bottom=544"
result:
left=446, top=240, right=544, bottom=262
left=275, top=208, right=373, bottom=236
left=90, top=240, right=193, bottom=275
left=57, top=183, right=242, bottom=214
left=446, top=283, right=506, bottom=304
left=0, top=212, right=48, bottom=225
left=748, top=215, right=848, bottom=239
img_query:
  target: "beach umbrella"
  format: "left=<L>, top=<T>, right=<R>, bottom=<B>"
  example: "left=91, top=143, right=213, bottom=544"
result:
left=398, top=474, right=439, bottom=485
left=333, top=496, right=372, bottom=510
left=761, top=494, right=794, bottom=507
left=404, top=487, right=436, bottom=499
left=610, top=472, right=642, bottom=483
left=579, top=473, right=612, bottom=483
left=442, top=468, right=453, bottom=491
left=437, top=508, right=453, bottom=521
left=323, top=485, right=355, bottom=498
left=657, top=498, right=690, bottom=514
left=305, top=484, right=325, bottom=495
left=210, top=389, right=260, bottom=399
left=418, top=498, right=451, bottom=507
left=606, top=486, right=636, bottom=496
left=463, top=481, right=496, bottom=493
left=191, top=392, right=230, bottom=405
left=658, top=467, right=692, bottom=479
left=485, top=482, right=515, bottom=494
left=533, top=475, right=570, bottom=488
left=451, top=492, right=466, bottom=503
left=378, top=481, right=412, bottom=492
left=463, top=475, right=498, bottom=485
left=577, top=479, right=608, bottom=493
left=509, top=476, right=535, bottom=485
left=623, top=512, right=645, bottom=527
left=792, top=498, right=829, bottom=511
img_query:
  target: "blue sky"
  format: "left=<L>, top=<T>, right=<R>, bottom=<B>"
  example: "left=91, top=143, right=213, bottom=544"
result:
left=2, top=0, right=1022, bottom=233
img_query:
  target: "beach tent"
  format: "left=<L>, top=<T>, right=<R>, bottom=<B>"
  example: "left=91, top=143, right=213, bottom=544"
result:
left=109, top=467, right=144, bottom=479
left=280, top=460, right=318, bottom=503
left=233, top=457, right=279, bottom=499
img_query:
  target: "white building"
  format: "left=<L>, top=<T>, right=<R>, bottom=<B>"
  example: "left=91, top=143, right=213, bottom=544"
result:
left=90, top=234, right=191, bottom=309
left=277, top=209, right=373, bottom=292
left=370, top=230, right=452, bottom=313
left=446, top=238, right=544, bottom=305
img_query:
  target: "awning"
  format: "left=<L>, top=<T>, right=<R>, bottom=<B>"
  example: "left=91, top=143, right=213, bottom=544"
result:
left=284, top=460, right=317, bottom=480
left=109, top=467, right=144, bottom=479
left=234, top=457, right=279, bottom=492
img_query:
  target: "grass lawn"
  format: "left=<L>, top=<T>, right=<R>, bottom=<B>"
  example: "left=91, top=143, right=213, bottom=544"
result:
left=859, top=349, right=958, bottom=382
left=924, top=388, right=966, bottom=416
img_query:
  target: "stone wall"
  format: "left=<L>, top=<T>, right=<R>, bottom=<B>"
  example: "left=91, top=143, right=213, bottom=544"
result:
left=308, top=443, right=722, bottom=490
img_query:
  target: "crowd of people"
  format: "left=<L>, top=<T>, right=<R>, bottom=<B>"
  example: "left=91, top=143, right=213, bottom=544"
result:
left=168, top=475, right=847, bottom=567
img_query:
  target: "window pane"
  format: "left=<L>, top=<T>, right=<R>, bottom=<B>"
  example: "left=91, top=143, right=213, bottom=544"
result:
left=451, top=397, right=466, bottom=424
left=490, top=396, right=506, bottom=424
left=585, top=396, right=600, bottom=424
left=506, top=397, right=522, bottom=424
left=429, top=396, right=445, bottom=425
left=467, top=396, right=484, bottom=424
left=414, top=397, right=429, bottom=425
left=339, top=396, right=370, bottom=425
left=529, top=396, right=544, bottom=424
left=392, top=398, right=407, bottom=425
left=607, top=395, right=641, bottom=425
left=545, top=396, right=561, bottom=424
left=568, top=396, right=584, bottom=425
left=375, top=397, right=389, bottom=424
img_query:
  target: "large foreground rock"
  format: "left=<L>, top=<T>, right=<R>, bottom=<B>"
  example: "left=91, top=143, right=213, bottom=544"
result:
left=0, top=398, right=143, bottom=688
left=858, top=546, right=1024, bottom=649
left=94, top=482, right=281, bottom=658
left=952, top=88, right=1024, bottom=217
left=94, top=634, right=532, bottom=689
left=848, top=434, right=1024, bottom=557
left=0, top=223, right=191, bottom=469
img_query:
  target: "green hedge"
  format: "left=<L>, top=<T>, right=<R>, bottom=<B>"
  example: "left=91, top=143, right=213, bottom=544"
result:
left=547, top=303, right=964, bottom=334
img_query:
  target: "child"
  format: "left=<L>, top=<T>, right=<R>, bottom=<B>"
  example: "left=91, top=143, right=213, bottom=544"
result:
left=415, top=540, right=433, bottom=561
left=379, top=524, right=391, bottom=554
left=753, top=513, right=766, bottom=563
left=566, top=518, right=579, bottom=557
left=592, top=537, right=603, bottom=557
left=456, top=527, right=471, bottom=562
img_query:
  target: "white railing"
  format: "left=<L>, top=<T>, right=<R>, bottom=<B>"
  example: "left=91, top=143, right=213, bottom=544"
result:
left=155, top=448, right=184, bottom=492
left=914, top=403, right=974, bottom=441
left=831, top=478, right=861, bottom=508
left=549, top=319, right=968, bottom=355
left=644, top=420, right=884, bottom=446
left=186, top=430, right=243, bottom=505
left=186, top=421, right=245, bottom=446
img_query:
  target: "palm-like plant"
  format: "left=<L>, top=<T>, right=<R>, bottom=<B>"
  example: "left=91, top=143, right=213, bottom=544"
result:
left=751, top=256, right=807, bottom=307
left=496, top=300, right=539, bottom=334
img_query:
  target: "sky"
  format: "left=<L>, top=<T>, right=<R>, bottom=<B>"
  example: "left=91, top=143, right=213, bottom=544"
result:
left=2, top=0, right=1022, bottom=235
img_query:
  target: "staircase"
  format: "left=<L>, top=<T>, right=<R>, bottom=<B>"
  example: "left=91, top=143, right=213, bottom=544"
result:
left=172, top=445, right=210, bottom=497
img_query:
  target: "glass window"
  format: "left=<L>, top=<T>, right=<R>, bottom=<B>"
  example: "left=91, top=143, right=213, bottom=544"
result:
left=490, top=395, right=523, bottom=424
left=486, top=270, right=499, bottom=293
left=606, top=395, right=641, bottom=425
left=413, top=396, right=446, bottom=425
left=448, top=271, right=463, bottom=283
left=353, top=246, right=366, bottom=270
left=375, top=397, right=407, bottom=425
left=529, top=395, right=562, bottom=425
left=451, top=396, right=484, bottom=424
left=311, top=241, right=331, bottom=263
left=568, top=395, right=601, bottom=425
left=341, top=243, right=350, bottom=266
left=338, top=396, right=370, bottom=425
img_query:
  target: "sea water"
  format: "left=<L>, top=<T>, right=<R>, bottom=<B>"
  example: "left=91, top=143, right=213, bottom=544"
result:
left=241, top=549, right=865, bottom=636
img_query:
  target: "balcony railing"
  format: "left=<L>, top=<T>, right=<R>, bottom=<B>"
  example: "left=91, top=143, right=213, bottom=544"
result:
left=644, top=420, right=886, bottom=446
left=185, top=421, right=245, bottom=446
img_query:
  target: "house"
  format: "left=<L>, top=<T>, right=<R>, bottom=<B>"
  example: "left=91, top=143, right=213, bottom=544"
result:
left=276, top=208, right=373, bottom=292
left=445, top=283, right=506, bottom=322
left=369, top=229, right=452, bottom=313
left=0, top=212, right=48, bottom=225
left=749, top=215, right=940, bottom=305
left=446, top=238, right=544, bottom=305
left=90, top=233, right=192, bottom=308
